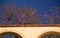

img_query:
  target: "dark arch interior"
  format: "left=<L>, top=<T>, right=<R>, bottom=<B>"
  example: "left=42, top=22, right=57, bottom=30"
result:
left=38, top=31, right=60, bottom=38
left=0, top=32, right=22, bottom=38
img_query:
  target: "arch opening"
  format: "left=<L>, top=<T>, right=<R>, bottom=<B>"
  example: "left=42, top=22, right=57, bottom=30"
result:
left=0, top=32, right=22, bottom=38
left=38, top=31, right=60, bottom=38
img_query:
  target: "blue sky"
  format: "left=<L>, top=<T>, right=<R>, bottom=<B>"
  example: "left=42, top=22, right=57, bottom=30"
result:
left=0, top=0, right=60, bottom=12
left=0, top=0, right=60, bottom=24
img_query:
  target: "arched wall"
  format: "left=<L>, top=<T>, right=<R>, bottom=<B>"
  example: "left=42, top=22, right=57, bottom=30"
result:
left=0, top=32, right=23, bottom=38
left=0, top=27, right=60, bottom=38
left=38, top=31, right=60, bottom=38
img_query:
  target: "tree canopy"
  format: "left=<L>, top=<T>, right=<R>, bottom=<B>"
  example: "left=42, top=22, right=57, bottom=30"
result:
left=0, top=4, right=41, bottom=24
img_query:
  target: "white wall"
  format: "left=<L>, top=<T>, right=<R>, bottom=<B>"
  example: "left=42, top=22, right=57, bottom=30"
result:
left=0, top=27, right=60, bottom=38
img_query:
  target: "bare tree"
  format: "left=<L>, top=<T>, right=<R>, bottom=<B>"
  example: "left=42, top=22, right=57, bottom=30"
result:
left=45, top=7, right=60, bottom=24
left=0, top=4, right=41, bottom=24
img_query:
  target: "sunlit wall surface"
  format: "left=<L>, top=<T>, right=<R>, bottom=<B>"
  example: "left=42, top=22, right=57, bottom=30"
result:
left=0, top=27, right=60, bottom=38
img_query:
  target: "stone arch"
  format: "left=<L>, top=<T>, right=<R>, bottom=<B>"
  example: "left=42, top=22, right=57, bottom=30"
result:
left=38, top=31, right=60, bottom=38
left=0, top=32, right=23, bottom=38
